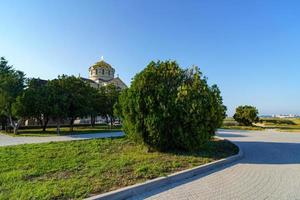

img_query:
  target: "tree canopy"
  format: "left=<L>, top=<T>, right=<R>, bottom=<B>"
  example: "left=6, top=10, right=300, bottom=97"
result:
left=13, top=78, right=51, bottom=131
left=47, top=75, right=93, bottom=133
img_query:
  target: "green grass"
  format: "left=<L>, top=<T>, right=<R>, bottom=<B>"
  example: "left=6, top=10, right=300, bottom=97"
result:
left=259, top=118, right=300, bottom=132
left=221, top=125, right=264, bottom=131
left=221, top=117, right=300, bottom=132
left=221, top=118, right=264, bottom=131
left=1, top=125, right=122, bottom=137
left=0, top=138, right=238, bottom=200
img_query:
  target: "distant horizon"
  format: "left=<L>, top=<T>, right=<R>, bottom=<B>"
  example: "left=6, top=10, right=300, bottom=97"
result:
left=1, top=0, right=300, bottom=116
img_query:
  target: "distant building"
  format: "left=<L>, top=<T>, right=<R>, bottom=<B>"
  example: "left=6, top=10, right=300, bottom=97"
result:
left=259, top=115, right=273, bottom=118
left=272, top=114, right=300, bottom=118
left=86, top=58, right=127, bottom=90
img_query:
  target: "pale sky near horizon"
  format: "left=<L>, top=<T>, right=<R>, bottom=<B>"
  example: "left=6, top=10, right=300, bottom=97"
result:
left=1, top=0, right=299, bottom=116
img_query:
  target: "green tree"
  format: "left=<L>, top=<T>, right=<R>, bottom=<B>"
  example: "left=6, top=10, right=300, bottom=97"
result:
left=233, top=105, right=259, bottom=126
left=101, top=84, right=120, bottom=128
left=48, top=75, right=91, bottom=133
left=86, top=86, right=106, bottom=127
left=47, top=77, right=68, bottom=134
left=117, top=61, right=226, bottom=152
left=0, top=57, right=25, bottom=134
left=14, top=79, right=52, bottom=131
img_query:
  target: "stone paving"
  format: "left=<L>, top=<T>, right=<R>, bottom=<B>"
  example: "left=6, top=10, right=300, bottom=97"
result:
left=0, top=131, right=124, bottom=147
left=129, top=129, right=300, bottom=200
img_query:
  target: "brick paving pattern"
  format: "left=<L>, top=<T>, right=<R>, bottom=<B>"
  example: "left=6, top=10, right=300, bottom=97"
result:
left=130, top=130, right=300, bottom=200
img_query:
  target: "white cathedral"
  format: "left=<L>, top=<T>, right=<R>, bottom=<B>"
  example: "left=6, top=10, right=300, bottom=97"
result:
left=83, top=58, right=127, bottom=90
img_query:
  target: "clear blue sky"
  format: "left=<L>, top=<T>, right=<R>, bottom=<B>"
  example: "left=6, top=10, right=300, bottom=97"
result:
left=1, top=0, right=299, bottom=116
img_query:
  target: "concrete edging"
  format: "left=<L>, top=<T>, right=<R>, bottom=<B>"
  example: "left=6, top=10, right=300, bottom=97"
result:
left=85, top=138, right=243, bottom=200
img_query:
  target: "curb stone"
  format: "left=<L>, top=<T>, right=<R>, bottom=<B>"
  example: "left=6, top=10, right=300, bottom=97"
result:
left=85, top=138, right=243, bottom=200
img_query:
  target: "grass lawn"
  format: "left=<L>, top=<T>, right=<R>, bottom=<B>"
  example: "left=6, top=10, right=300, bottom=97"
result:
left=221, top=118, right=264, bottom=131
left=0, top=138, right=238, bottom=200
left=1, top=125, right=122, bottom=137
left=222, top=117, right=300, bottom=132
left=259, top=118, right=300, bottom=132
left=221, top=125, right=264, bottom=131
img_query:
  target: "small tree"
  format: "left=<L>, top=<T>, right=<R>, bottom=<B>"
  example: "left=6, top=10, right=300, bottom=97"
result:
left=233, top=105, right=259, bottom=126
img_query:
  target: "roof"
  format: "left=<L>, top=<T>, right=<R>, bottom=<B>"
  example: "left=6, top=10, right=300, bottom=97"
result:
left=80, top=77, right=97, bottom=84
left=31, top=78, right=48, bottom=85
left=96, top=77, right=114, bottom=82
left=111, top=77, right=127, bottom=87
left=89, top=60, right=114, bottom=70
left=106, top=77, right=127, bottom=88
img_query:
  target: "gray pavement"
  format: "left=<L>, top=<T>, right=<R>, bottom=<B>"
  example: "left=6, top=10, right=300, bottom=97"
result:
left=130, top=129, right=300, bottom=200
left=0, top=131, right=124, bottom=147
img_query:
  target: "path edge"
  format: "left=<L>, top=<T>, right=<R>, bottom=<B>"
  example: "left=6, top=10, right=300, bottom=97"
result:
left=85, top=137, right=243, bottom=200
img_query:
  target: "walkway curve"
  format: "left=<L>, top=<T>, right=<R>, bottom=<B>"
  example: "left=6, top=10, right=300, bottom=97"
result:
left=0, top=132, right=124, bottom=147
left=129, top=129, right=300, bottom=200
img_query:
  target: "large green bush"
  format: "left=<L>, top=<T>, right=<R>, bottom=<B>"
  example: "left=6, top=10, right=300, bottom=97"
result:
left=117, top=61, right=226, bottom=151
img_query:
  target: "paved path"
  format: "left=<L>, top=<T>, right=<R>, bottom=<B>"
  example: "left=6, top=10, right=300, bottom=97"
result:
left=0, top=132, right=124, bottom=147
left=130, top=129, right=300, bottom=200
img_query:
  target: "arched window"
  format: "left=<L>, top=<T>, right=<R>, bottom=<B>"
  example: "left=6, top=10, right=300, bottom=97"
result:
left=108, top=70, right=110, bottom=76
left=102, top=69, right=105, bottom=75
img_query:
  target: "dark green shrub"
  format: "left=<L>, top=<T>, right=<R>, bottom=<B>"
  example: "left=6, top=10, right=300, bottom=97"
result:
left=233, top=105, right=259, bottom=126
left=117, top=61, right=226, bottom=151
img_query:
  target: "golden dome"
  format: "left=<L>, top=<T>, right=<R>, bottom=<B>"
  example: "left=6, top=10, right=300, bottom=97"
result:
left=89, top=60, right=114, bottom=70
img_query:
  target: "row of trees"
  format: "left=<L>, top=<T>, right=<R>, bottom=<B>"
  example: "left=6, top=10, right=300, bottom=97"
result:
left=0, top=57, right=120, bottom=134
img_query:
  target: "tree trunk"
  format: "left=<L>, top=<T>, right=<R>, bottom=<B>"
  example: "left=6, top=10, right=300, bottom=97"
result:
left=13, top=119, right=23, bottom=135
left=56, top=120, right=61, bottom=135
left=38, top=118, right=43, bottom=129
left=69, top=118, right=74, bottom=132
left=105, top=116, right=109, bottom=129
left=42, top=117, right=49, bottom=132
left=110, top=116, right=113, bottom=129
left=8, top=115, right=18, bottom=135
left=91, top=115, right=95, bottom=127
left=1, top=121, right=5, bottom=130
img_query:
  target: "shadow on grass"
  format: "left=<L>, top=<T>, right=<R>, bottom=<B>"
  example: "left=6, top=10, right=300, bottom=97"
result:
left=157, top=139, right=239, bottom=161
